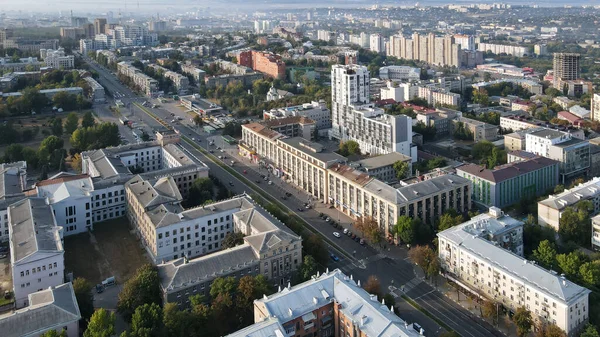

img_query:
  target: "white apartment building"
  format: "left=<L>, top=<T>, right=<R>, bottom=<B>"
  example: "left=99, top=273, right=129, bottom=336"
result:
left=538, top=177, right=600, bottom=230
left=378, top=66, right=421, bottom=81
left=83, top=76, right=106, bottom=103
left=369, top=33, right=385, bottom=53
left=417, top=86, right=461, bottom=107
left=9, top=198, right=65, bottom=309
left=477, top=43, right=529, bottom=57
left=3, top=283, right=81, bottom=337
left=262, top=101, right=331, bottom=130
left=592, top=93, right=600, bottom=122
left=380, top=82, right=405, bottom=102
left=40, top=48, right=75, bottom=69
left=317, top=30, right=334, bottom=41
left=117, top=61, right=159, bottom=97
left=592, top=215, right=600, bottom=250
left=180, top=63, right=206, bottom=82
left=439, top=207, right=590, bottom=336
left=330, top=64, right=370, bottom=140
left=0, top=161, right=28, bottom=242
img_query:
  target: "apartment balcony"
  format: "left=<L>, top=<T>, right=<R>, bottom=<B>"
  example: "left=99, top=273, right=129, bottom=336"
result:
left=303, top=322, right=315, bottom=330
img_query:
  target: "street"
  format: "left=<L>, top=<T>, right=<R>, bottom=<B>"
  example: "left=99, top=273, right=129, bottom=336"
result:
left=88, top=59, right=504, bottom=337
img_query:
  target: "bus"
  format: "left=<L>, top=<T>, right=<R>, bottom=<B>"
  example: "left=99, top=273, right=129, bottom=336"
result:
left=222, top=135, right=237, bottom=145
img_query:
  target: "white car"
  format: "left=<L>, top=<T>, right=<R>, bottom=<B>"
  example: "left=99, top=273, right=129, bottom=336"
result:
left=332, top=232, right=341, bottom=238
left=268, top=181, right=273, bottom=185
left=325, top=217, right=331, bottom=222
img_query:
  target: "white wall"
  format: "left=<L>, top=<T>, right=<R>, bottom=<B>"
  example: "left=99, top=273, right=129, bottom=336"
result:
left=13, top=253, right=64, bottom=308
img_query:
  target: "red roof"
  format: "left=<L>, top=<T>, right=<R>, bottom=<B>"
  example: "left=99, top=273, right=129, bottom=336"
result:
left=557, top=111, right=583, bottom=124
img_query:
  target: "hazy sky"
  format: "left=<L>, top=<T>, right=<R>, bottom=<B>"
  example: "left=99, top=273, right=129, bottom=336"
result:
left=0, top=0, right=593, bottom=13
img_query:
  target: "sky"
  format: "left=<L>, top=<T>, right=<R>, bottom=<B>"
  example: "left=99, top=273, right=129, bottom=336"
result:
left=0, top=0, right=595, bottom=13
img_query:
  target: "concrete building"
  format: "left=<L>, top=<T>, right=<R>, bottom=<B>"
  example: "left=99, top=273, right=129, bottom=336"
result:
left=378, top=66, right=421, bottom=81
left=94, top=18, right=107, bottom=35
left=60, top=27, right=85, bottom=40
left=439, top=207, right=590, bottom=336
left=156, top=194, right=302, bottom=305
left=592, top=94, right=600, bottom=122
left=417, top=86, right=461, bottom=107
left=249, top=269, right=422, bottom=337
left=592, top=214, right=600, bottom=250
left=476, top=43, right=529, bottom=57
left=523, top=128, right=590, bottom=183
left=180, top=63, right=206, bottom=83
left=147, top=64, right=189, bottom=93
left=0, top=57, right=42, bottom=72
left=266, top=86, right=294, bottom=101
left=263, top=116, right=315, bottom=140
left=41, top=48, right=75, bottom=70
left=83, top=76, right=106, bottom=103
left=117, top=61, right=159, bottom=97
left=239, top=50, right=286, bottom=79
left=2, top=283, right=81, bottom=337
left=457, top=155, right=559, bottom=208
left=330, top=64, right=370, bottom=140
left=205, top=73, right=263, bottom=88
left=453, top=116, right=498, bottom=142
left=416, top=109, right=457, bottom=137
left=538, top=177, right=600, bottom=230
left=262, top=101, right=331, bottom=130
left=504, top=128, right=545, bottom=152
left=386, top=33, right=461, bottom=68
left=9, top=198, right=64, bottom=308
left=369, top=33, right=385, bottom=53
left=350, top=152, right=412, bottom=183
left=0, top=161, right=28, bottom=242
left=380, top=82, right=405, bottom=102
left=149, top=20, right=167, bottom=32
left=553, top=53, right=580, bottom=88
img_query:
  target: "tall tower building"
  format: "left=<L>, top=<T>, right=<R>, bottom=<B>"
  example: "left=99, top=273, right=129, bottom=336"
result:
left=94, top=18, right=107, bottom=35
left=592, top=93, right=600, bottom=122
left=369, top=33, right=384, bottom=53
left=553, top=53, right=580, bottom=87
left=330, top=64, right=370, bottom=140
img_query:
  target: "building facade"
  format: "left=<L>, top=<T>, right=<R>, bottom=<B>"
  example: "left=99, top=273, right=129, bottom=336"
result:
left=538, top=177, right=600, bottom=230
left=263, top=101, right=331, bottom=130
left=117, top=61, right=159, bottom=97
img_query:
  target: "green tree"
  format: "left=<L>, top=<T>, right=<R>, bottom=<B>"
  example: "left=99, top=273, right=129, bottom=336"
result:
left=84, top=308, right=116, bottom=337
left=186, top=177, right=214, bottom=207
left=71, top=153, right=82, bottom=172
left=236, top=275, right=271, bottom=325
left=163, top=303, right=196, bottom=337
left=580, top=324, right=600, bottom=337
left=532, top=240, right=557, bottom=269
left=298, top=255, right=319, bottom=281
left=513, top=306, right=533, bottom=337
left=558, top=203, right=592, bottom=245
left=579, top=262, right=600, bottom=287
left=538, top=323, right=566, bottom=337
left=472, top=140, right=495, bottom=160
left=211, top=293, right=235, bottom=335
left=408, top=245, right=440, bottom=280
left=117, top=264, right=162, bottom=322
left=81, top=111, right=96, bottom=128
left=392, top=160, right=409, bottom=180
left=221, top=232, right=244, bottom=249
left=438, top=210, right=463, bottom=231
left=192, top=114, right=203, bottom=127
left=556, top=252, right=582, bottom=279
left=51, top=117, right=63, bottom=136
left=130, top=303, right=163, bottom=337
left=304, top=234, right=328, bottom=267
left=482, top=301, right=500, bottom=326
left=338, top=140, right=360, bottom=156
left=210, top=276, right=238, bottom=298
left=354, top=216, right=384, bottom=244
left=394, top=215, right=414, bottom=244
left=73, top=277, right=94, bottom=321
left=40, top=330, right=67, bottom=337
left=64, top=112, right=79, bottom=135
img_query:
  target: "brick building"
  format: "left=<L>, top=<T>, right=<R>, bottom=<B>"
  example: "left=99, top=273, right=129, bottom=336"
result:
left=239, top=50, right=286, bottom=79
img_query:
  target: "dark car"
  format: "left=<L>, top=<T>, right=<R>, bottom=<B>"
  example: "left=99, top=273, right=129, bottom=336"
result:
left=285, top=192, right=292, bottom=197
left=281, top=196, right=287, bottom=200
left=255, top=180, right=261, bottom=184
left=329, top=253, right=340, bottom=262
left=229, top=181, right=234, bottom=186
left=297, top=207, right=304, bottom=212
left=354, top=236, right=360, bottom=242
left=209, top=150, right=214, bottom=153
left=96, top=284, right=104, bottom=294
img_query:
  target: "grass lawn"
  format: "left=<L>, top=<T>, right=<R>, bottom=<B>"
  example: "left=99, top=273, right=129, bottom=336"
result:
left=64, top=217, right=149, bottom=285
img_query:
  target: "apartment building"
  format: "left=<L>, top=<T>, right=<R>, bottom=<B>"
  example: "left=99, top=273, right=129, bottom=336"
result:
left=250, top=269, right=422, bottom=337
left=330, top=64, right=370, bottom=140
left=0, top=161, right=28, bottom=242
left=147, top=64, right=189, bottom=93
left=592, top=94, right=600, bottom=122
left=156, top=195, right=302, bottom=306
left=439, top=207, right=590, bottom=336
left=117, top=61, right=159, bottom=97
left=83, top=76, right=106, bottom=103
left=457, top=156, right=559, bottom=208
left=453, top=116, right=498, bottom=142
left=500, top=116, right=586, bottom=140
left=3, top=283, right=81, bottom=337
left=263, top=101, right=331, bottom=130
left=386, top=33, right=461, bottom=68
left=504, top=128, right=546, bottom=152
left=476, top=43, right=529, bottom=57
left=262, top=116, right=315, bottom=140
left=523, top=128, right=590, bottom=182
left=416, top=109, right=458, bottom=137
left=378, top=66, right=420, bottom=81
left=41, top=48, right=74, bottom=70
left=592, top=215, right=600, bottom=250
left=538, top=177, right=600, bottom=230
left=205, top=73, right=263, bottom=88
left=369, top=33, right=385, bottom=53
left=553, top=53, right=580, bottom=88
left=351, top=152, right=412, bottom=183
left=417, top=86, right=461, bottom=107
left=239, top=50, right=286, bottom=79
left=0, top=57, right=42, bottom=72
left=180, top=63, right=206, bottom=83
left=82, top=140, right=209, bottom=198
left=60, top=27, right=85, bottom=40
left=9, top=198, right=65, bottom=308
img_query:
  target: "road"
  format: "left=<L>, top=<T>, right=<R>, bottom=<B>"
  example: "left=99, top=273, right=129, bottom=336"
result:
left=89, top=60, right=504, bottom=337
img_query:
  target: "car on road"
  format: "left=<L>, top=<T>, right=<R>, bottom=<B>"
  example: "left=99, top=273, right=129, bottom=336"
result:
left=209, top=150, right=214, bottom=153
left=243, top=170, right=247, bottom=174
left=255, top=180, right=261, bottom=184
left=281, top=196, right=287, bottom=200
left=0, top=254, right=7, bottom=259
left=95, top=284, right=104, bottom=294
left=332, top=232, right=341, bottom=238
left=305, top=204, right=311, bottom=209
left=285, top=192, right=292, bottom=197
left=329, top=253, right=340, bottom=262
left=325, top=217, right=330, bottom=222
left=346, top=231, right=353, bottom=237
left=297, top=207, right=303, bottom=212
left=229, top=181, right=234, bottom=186
left=192, top=137, right=196, bottom=141
left=343, top=228, right=348, bottom=234
left=360, top=239, right=365, bottom=245
left=268, top=181, right=273, bottom=185
left=354, top=236, right=360, bottom=242
left=413, top=323, right=423, bottom=334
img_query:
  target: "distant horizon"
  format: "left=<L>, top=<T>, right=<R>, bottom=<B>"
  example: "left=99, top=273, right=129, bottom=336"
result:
left=1, top=0, right=598, bottom=13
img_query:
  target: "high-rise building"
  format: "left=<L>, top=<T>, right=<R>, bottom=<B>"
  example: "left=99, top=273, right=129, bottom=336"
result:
left=94, top=18, right=107, bottom=35
left=386, top=32, right=461, bottom=67
left=330, top=64, right=370, bottom=140
left=592, top=94, right=600, bottom=122
left=369, top=33, right=384, bottom=53
left=149, top=20, right=167, bottom=32
left=553, top=53, right=580, bottom=87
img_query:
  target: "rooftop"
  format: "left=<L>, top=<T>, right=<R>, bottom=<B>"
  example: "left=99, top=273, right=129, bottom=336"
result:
left=538, top=177, right=600, bottom=211
left=395, top=174, right=470, bottom=203
left=0, top=161, right=27, bottom=199
left=9, top=197, right=63, bottom=264
left=225, top=317, right=286, bottom=337
left=353, top=152, right=411, bottom=170
left=279, top=137, right=346, bottom=164
left=2, top=283, right=81, bottom=337
left=457, top=156, right=558, bottom=183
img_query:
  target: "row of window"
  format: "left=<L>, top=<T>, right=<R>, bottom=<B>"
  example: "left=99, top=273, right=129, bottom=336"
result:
left=20, top=272, right=58, bottom=286
left=21, top=262, right=58, bottom=276
left=158, top=216, right=231, bottom=239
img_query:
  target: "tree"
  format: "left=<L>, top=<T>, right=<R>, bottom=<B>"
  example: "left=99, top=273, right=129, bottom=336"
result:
left=558, top=203, right=592, bottom=245
left=210, top=276, right=238, bottom=298
left=237, top=275, right=271, bottom=325
left=513, top=306, right=533, bottom=337
left=438, top=210, right=463, bottom=231
left=82, top=111, right=96, bottom=128
left=64, top=112, right=79, bottom=135
left=211, top=293, right=235, bottom=335
left=472, top=141, right=495, bottom=160
left=537, top=323, right=566, bottom=337
left=222, top=232, right=244, bottom=249
left=140, top=131, right=151, bottom=142
left=394, top=216, right=414, bottom=244
left=84, top=308, right=116, bottom=337
left=408, top=245, right=440, bottom=279
left=298, top=255, right=319, bottom=281
left=392, top=160, right=409, bottom=180
left=363, top=275, right=382, bottom=298
left=338, top=140, right=360, bottom=156
left=40, top=330, right=67, bottom=337
left=51, top=117, right=63, bottom=136
left=482, top=301, right=500, bottom=326
left=130, top=303, right=163, bottom=337
left=117, top=264, right=162, bottom=322
left=192, top=114, right=203, bottom=127
left=40, top=165, right=48, bottom=180
left=73, top=277, right=94, bottom=321
left=72, top=153, right=82, bottom=172
left=579, top=262, right=600, bottom=287
left=186, top=177, right=214, bottom=207
left=163, top=303, right=197, bottom=337
left=304, top=234, right=328, bottom=267
left=532, top=240, right=557, bottom=269
left=354, top=216, right=384, bottom=244
left=556, top=252, right=582, bottom=278
left=580, top=324, right=600, bottom=337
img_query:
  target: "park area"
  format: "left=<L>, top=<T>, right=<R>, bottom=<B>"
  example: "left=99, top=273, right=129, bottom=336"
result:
left=63, top=217, right=149, bottom=285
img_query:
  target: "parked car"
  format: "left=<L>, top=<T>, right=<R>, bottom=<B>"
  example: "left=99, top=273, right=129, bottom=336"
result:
left=325, top=217, right=331, bottom=222
left=413, top=323, right=423, bottom=335
left=96, top=284, right=104, bottom=293
left=297, top=207, right=303, bottom=212
left=343, top=228, right=348, bottom=234
left=360, top=239, right=365, bottom=245
left=268, top=181, right=273, bottom=185
left=330, top=253, right=340, bottom=262
left=0, top=254, right=7, bottom=259
left=332, top=232, right=341, bottom=238
left=255, top=180, right=261, bottom=184
left=229, top=181, right=234, bottom=186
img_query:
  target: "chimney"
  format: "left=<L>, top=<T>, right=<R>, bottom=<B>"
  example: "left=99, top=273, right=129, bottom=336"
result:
left=278, top=285, right=281, bottom=292
left=360, top=315, right=366, bottom=326
left=288, top=308, right=293, bottom=316
left=287, top=282, right=291, bottom=290
left=390, top=305, right=394, bottom=313
left=369, top=294, right=377, bottom=302
left=357, top=280, right=361, bottom=287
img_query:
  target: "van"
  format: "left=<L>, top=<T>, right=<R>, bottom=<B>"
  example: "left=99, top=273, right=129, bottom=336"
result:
left=102, top=276, right=116, bottom=287
left=412, top=323, right=423, bottom=335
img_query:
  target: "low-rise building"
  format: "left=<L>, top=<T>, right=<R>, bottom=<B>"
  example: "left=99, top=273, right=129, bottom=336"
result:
left=239, top=50, right=286, bottom=79
left=117, top=61, right=159, bottom=97
left=205, top=72, right=263, bottom=88
left=2, top=283, right=81, bottom=337
left=379, top=65, right=421, bottom=81
left=263, top=116, right=315, bottom=140
left=416, top=109, right=458, bottom=137
left=180, top=63, right=206, bottom=83
left=148, top=64, right=189, bottom=93
left=453, top=116, right=498, bottom=142
left=417, top=86, right=461, bottom=107
left=439, top=207, right=590, bottom=336
left=457, top=155, right=559, bottom=208
left=41, top=48, right=74, bottom=70
left=538, top=177, right=600, bottom=230
left=9, top=198, right=64, bottom=308
left=351, top=152, right=412, bottom=183
left=266, top=86, right=294, bottom=101
left=262, top=101, right=331, bottom=130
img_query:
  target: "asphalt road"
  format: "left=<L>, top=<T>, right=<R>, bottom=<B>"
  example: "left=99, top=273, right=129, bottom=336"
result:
left=89, top=61, right=503, bottom=337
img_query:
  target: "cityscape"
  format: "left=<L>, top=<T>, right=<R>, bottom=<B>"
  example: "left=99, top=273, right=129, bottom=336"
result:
left=2, top=1, right=600, bottom=337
